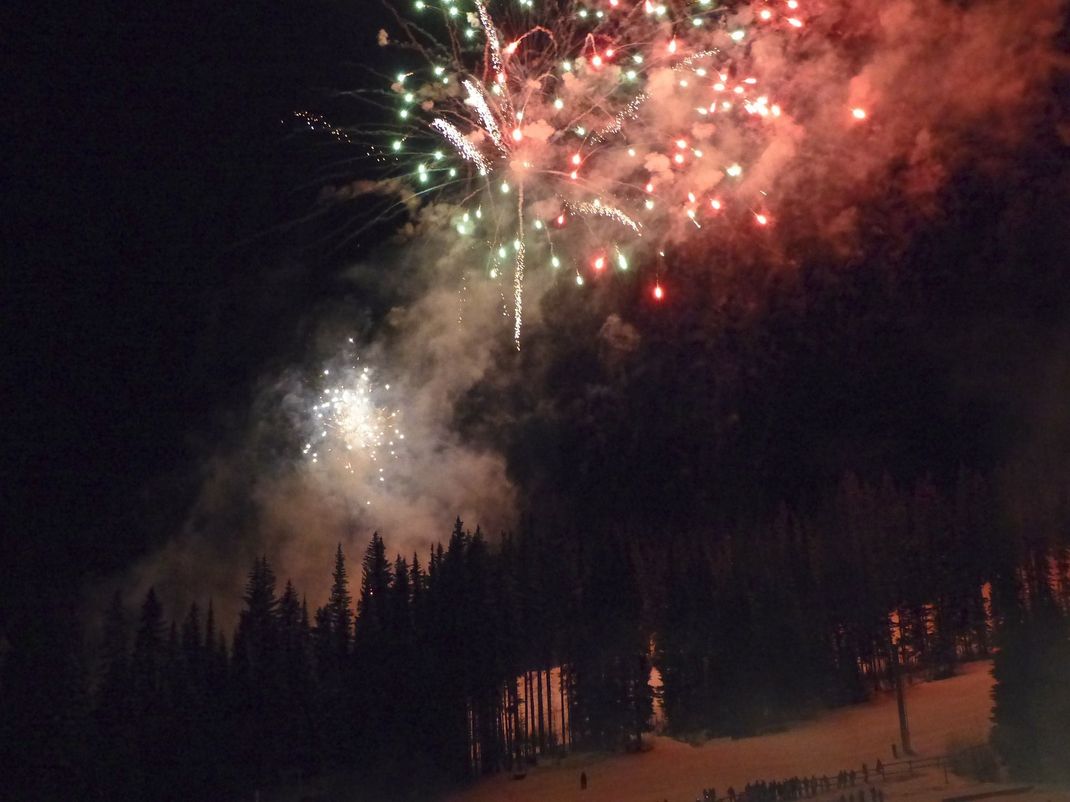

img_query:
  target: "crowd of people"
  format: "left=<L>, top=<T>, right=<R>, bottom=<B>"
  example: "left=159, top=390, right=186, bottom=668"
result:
left=690, top=761, right=888, bottom=802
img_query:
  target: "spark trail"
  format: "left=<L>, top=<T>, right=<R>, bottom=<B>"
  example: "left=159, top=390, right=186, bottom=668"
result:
left=311, top=0, right=1062, bottom=347
left=374, top=0, right=821, bottom=345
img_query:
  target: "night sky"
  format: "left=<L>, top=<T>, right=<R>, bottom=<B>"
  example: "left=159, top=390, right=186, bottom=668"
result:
left=9, top=0, right=1070, bottom=621
left=12, top=2, right=385, bottom=601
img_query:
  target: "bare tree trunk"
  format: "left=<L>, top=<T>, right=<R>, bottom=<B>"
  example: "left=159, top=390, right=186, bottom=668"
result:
left=513, top=680, right=523, bottom=766
left=525, top=671, right=534, bottom=754
left=889, top=634, right=914, bottom=756
left=502, top=688, right=511, bottom=767
left=566, top=666, right=575, bottom=747
left=469, top=706, right=478, bottom=775
left=560, top=665, right=568, bottom=748
left=536, top=667, right=546, bottom=752
left=545, top=666, right=554, bottom=748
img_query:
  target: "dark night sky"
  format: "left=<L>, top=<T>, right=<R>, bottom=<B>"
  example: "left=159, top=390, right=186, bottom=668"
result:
left=10, top=2, right=393, bottom=606
left=8, top=1, right=1070, bottom=620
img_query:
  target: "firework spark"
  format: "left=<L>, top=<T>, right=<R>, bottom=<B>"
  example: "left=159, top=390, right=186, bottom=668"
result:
left=568, top=201, right=643, bottom=235
left=304, top=363, right=403, bottom=490
left=321, top=0, right=1061, bottom=347
left=430, top=118, right=491, bottom=174
left=373, top=0, right=820, bottom=344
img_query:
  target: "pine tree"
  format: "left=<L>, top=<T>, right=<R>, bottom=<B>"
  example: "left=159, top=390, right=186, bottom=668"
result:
left=278, top=579, right=314, bottom=777
left=991, top=599, right=1070, bottom=780
left=132, top=587, right=166, bottom=702
left=357, top=532, right=391, bottom=636
left=314, top=548, right=356, bottom=768
left=391, top=555, right=411, bottom=625
left=327, top=543, right=353, bottom=658
left=236, top=556, right=280, bottom=665
left=5, top=600, right=93, bottom=799
left=279, top=580, right=302, bottom=639
left=570, top=531, right=652, bottom=749
left=203, top=598, right=228, bottom=689
left=353, top=532, right=395, bottom=763
left=410, top=553, right=426, bottom=625
left=204, top=598, right=216, bottom=666
left=126, top=587, right=171, bottom=797
left=180, top=602, right=203, bottom=686
left=232, top=556, right=283, bottom=789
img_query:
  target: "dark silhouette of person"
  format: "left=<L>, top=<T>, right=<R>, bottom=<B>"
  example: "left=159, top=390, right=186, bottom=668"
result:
left=580, top=771, right=587, bottom=790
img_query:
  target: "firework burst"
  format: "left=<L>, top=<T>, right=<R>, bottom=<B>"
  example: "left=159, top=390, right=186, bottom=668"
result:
left=289, top=0, right=1065, bottom=351
left=303, top=360, right=404, bottom=494
left=367, top=0, right=827, bottom=345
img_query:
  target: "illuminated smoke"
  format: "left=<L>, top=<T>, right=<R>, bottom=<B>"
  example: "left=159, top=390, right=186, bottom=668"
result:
left=363, top=0, right=1060, bottom=347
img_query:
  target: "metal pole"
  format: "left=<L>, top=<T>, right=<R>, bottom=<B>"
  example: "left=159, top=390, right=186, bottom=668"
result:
left=889, top=631, right=914, bottom=756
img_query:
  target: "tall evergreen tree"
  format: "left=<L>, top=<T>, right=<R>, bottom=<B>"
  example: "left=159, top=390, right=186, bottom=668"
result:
left=278, top=579, right=315, bottom=777
left=357, top=532, right=392, bottom=636
left=232, top=556, right=284, bottom=789
left=991, top=596, right=1070, bottom=780
left=327, top=543, right=353, bottom=657
left=179, top=602, right=203, bottom=691
left=132, top=587, right=166, bottom=701
left=352, top=532, right=396, bottom=764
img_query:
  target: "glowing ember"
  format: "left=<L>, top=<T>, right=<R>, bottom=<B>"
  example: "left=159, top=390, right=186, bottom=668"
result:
left=304, top=361, right=403, bottom=482
left=328, top=0, right=1056, bottom=349
left=362, top=0, right=817, bottom=345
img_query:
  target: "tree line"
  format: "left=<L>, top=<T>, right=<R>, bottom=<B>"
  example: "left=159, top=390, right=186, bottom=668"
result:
left=5, top=469, right=1070, bottom=799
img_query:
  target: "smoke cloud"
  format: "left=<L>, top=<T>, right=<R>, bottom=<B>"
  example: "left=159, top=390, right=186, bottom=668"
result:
left=124, top=0, right=1065, bottom=622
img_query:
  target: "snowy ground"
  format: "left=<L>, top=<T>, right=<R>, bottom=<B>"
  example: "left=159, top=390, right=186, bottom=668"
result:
left=447, top=660, right=1069, bottom=802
